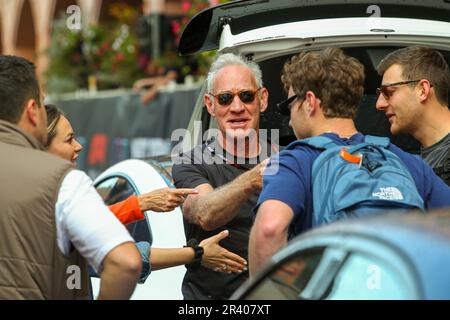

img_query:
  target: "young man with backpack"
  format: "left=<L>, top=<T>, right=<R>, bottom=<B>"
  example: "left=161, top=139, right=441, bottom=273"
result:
left=249, top=48, right=450, bottom=276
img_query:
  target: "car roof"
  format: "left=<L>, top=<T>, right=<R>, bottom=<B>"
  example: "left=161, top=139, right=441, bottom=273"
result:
left=179, top=0, right=450, bottom=56
left=286, top=210, right=450, bottom=299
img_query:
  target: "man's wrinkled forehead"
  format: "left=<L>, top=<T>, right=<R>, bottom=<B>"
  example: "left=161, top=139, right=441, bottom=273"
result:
left=212, top=65, right=257, bottom=92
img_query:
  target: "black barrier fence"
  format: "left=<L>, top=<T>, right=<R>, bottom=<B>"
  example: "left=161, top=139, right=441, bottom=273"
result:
left=50, top=87, right=201, bottom=178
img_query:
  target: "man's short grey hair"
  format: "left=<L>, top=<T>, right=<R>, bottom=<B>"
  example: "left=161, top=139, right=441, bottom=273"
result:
left=206, top=53, right=263, bottom=93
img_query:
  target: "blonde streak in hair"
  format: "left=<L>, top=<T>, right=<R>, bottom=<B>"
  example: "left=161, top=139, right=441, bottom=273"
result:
left=46, top=114, right=61, bottom=148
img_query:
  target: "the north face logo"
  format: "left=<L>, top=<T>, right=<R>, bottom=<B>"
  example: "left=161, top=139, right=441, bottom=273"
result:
left=372, top=187, right=404, bottom=201
left=287, top=135, right=424, bottom=227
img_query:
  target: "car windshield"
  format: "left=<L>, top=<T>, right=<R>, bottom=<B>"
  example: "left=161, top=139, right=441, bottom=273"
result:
left=244, top=245, right=417, bottom=300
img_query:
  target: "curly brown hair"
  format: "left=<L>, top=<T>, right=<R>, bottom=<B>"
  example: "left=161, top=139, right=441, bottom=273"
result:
left=281, top=47, right=365, bottom=119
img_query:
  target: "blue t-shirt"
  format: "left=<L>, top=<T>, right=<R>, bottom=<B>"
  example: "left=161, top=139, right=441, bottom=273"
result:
left=256, top=133, right=450, bottom=238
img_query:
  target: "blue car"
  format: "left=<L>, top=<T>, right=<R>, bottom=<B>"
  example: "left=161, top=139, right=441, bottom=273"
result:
left=231, top=211, right=450, bottom=300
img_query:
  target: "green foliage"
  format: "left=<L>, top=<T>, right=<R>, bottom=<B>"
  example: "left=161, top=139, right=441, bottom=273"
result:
left=45, top=4, right=145, bottom=94
left=156, top=0, right=232, bottom=79
left=45, top=1, right=233, bottom=93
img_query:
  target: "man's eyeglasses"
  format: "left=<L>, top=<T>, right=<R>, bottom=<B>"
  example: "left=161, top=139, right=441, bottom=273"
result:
left=376, top=79, right=422, bottom=99
left=277, top=95, right=298, bottom=116
left=209, top=88, right=261, bottom=106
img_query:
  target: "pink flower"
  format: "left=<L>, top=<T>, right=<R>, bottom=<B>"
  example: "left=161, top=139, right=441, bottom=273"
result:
left=182, top=1, right=191, bottom=12
left=209, top=0, right=219, bottom=7
left=171, top=21, right=181, bottom=35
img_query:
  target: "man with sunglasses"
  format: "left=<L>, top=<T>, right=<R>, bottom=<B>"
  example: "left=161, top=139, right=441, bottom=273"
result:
left=172, top=53, right=274, bottom=299
left=376, top=46, right=450, bottom=186
left=249, top=48, right=450, bottom=276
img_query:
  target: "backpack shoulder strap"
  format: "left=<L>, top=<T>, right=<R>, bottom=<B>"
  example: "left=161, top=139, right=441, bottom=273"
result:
left=285, top=136, right=338, bottom=151
left=364, top=135, right=390, bottom=148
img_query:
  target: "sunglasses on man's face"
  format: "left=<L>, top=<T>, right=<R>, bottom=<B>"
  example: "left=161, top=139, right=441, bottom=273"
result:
left=376, top=79, right=422, bottom=100
left=210, top=88, right=261, bottom=106
left=277, top=94, right=298, bottom=116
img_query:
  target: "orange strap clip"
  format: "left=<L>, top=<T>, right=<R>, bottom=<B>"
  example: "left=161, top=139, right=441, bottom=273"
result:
left=339, top=148, right=362, bottom=164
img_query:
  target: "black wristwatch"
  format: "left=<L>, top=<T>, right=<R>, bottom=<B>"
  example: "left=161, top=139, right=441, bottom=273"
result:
left=184, top=239, right=204, bottom=269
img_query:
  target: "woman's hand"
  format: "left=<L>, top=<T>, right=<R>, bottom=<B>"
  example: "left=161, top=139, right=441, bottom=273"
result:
left=138, top=188, right=198, bottom=212
left=200, top=230, right=247, bottom=274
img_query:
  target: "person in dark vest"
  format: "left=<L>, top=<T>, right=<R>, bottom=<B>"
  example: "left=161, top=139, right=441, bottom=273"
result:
left=376, top=46, right=450, bottom=186
left=0, top=55, right=141, bottom=299
left=249, top=48, right=450, bottom=276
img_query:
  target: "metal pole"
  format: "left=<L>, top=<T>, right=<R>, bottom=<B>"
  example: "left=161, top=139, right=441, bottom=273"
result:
left=150, top=0, right=164, bottom=59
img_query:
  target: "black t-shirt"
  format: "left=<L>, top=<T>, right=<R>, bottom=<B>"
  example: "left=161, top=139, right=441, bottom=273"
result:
left=172, top=138, right=276, bottom=300
left=421, top=132, right=450, bottom=186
